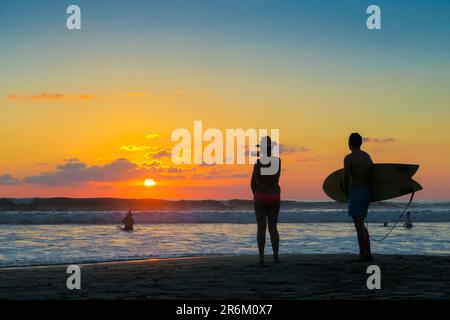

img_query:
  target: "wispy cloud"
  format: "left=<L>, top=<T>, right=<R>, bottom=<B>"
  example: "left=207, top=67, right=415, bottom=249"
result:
left=9, top=93, right=95, bottom=101
left=191, top=168, right=247, bottom=180
left=145, top=134, right=159, bottom=139
left=0, top=174, right=21, bottom=185
left=296, top=157, right=319, bottom=162
left=280, top=144, right=310, bottom=154
left=363, top=137, right=396, bottom=144
left=120, top=145, right=150, bottom=152
left=243, top=143, right=309, bottom=156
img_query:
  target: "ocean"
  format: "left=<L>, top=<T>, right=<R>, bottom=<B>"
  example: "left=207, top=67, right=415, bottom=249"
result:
left=1, top=200, right=449, bottom=267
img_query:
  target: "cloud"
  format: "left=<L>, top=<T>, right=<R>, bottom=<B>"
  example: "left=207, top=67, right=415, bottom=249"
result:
left=363, top=137, right=396, bottom=144
left=56, top=159, right=87, bottom=170
left=296, top=157, right=319, bottom=162
left=8, top=93, right=95, bottom=101
left=23, top=158, right=185, bottom=186
left=120, top=145, right=150, bottom=152
left=191, top=167, right=247, bottom=180
left=192, top=172, right=247, bottom=180
left=0, top=174, right=21, bottom=185
left=242, top=143, right=309, bottom=156
left=279, top=144, right=310, bottom=154
left=141, top=160, right=164, bottom=167
left=145, top=134, right=159, bottom=139
left=145, top=148, right=172, bottom=159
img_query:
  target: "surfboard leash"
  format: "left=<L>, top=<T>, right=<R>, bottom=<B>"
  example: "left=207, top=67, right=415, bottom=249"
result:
left=366, top=191, right=415, bottom=242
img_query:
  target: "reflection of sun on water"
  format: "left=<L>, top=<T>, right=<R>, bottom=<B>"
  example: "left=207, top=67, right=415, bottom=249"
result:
left=144, top=179, right=156, bottom=187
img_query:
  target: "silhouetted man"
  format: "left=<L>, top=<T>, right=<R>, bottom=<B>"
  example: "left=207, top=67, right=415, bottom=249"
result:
left=344, top=133, right=373, bottom=262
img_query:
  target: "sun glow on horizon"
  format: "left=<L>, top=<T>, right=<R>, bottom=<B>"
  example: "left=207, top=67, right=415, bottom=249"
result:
left=144, top=179, right=156, bottom=187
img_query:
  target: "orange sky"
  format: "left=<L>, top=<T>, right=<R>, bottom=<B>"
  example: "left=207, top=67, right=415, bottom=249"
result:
left=1, top=1, right=450, bottom=200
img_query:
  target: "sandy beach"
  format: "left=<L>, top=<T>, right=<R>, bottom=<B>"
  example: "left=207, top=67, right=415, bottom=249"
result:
left=0, top=254, right=449, bottom=300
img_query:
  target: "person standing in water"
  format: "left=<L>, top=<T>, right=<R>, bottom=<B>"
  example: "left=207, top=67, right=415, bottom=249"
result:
left=404, top=211, right=413, bottom=229
left=122, top=210, right=134, bottom=231
left=344, top=133, right=373, bottom=262
left=251, top=136, right=281, bottom=264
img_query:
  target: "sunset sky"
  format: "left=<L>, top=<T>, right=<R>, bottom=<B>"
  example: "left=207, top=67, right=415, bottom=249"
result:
left=1, top=0, right=450, bottom=200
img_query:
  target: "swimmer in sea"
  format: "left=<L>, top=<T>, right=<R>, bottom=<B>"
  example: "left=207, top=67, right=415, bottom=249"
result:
left=121, top=210, right=134, bottom=231
left=404, top=211, right=413, bottom=229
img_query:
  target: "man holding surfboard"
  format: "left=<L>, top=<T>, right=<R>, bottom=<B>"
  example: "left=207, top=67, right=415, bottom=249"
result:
left=323, top=135, right=422, bottom=255
left=343, top=133, right=373, bottom=262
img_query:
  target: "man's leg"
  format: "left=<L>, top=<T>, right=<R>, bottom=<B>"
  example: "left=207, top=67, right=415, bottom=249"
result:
left=362, top=219, right=372, bottom=257
left=352, top=216, right=366, bottom=258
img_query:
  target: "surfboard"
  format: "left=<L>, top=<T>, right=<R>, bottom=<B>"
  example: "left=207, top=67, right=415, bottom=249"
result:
left=323, top=163, right=422, bottom=203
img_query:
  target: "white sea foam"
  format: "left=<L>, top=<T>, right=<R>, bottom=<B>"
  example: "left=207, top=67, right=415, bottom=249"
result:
left=0, top=205, right=449, bottom=225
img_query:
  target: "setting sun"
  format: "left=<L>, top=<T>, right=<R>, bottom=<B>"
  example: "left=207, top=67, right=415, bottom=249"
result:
left=144, top=179, right=156, bottom=187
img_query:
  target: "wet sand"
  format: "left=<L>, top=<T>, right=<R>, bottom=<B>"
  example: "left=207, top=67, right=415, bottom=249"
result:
left=0, top=254, right=449, bottom=299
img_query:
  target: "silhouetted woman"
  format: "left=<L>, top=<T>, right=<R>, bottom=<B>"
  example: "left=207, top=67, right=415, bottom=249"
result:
left=251, top=136, right=281, bottom=263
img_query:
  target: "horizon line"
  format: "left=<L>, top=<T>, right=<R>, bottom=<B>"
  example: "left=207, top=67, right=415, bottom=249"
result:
left=2, top=197, right=450, bottom=203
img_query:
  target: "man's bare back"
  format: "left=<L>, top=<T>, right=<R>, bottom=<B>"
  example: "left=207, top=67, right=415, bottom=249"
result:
left=344, top=150, right=373, bottom=189
left=344, top=132, right=373, bottom=261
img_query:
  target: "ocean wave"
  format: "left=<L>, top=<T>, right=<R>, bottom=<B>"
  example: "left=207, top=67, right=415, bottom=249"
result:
left=1, top=208, right=449, bottom=224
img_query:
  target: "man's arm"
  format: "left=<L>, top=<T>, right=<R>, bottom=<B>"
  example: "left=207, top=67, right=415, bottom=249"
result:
left=366, top=152, right=374, bottom=188
left=343, top=156, right=351, bottom=199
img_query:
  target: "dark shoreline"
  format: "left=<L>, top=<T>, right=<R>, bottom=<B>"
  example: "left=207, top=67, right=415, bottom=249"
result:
left=1, top=254, right=449, bottom=300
